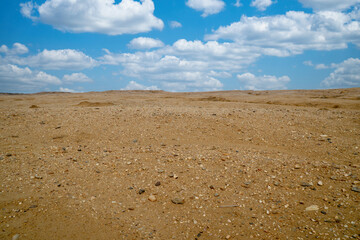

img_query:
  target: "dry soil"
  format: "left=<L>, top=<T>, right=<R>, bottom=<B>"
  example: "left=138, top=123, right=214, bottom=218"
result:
left=0, top=89, right=359, bottom=239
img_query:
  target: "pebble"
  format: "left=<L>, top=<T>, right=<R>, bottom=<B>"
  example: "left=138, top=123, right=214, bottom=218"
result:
left=171, top=198, right=185, bottom=204
left=12, top=234, right=20, bottom=240
left=226, top=235, right=231, bottom=239
left=139, top=189, right=145, bottom=194
left=294, top=164, right=301, bottom=169
left=214, top=193, right=220, bottom=197
left=300, top=182, right=313, bottom=187
left=351, top=186, right=360, bottom=193
left=317, top=181, right=323, bottom=186
left=148, top=195, right=157, bottom=202
left=305, top=205, right=319, bottom=211
left=155, top=181, right=161, bottom=186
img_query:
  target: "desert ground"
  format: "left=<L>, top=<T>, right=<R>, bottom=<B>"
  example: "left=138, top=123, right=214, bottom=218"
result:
left=0, top=88, right=359, bottom=239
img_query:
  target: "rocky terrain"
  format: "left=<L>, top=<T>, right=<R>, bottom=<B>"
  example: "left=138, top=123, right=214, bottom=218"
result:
left=0, top=88, right=359, bottom=239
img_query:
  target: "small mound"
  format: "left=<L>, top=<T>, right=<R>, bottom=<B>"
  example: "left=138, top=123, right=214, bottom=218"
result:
left=75, top=101, right=114, bottom=107
left=198, top=96, right=231, bottom=102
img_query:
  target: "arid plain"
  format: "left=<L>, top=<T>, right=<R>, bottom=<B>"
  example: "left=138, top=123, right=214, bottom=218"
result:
left=1, top=88, right=359, bottom=239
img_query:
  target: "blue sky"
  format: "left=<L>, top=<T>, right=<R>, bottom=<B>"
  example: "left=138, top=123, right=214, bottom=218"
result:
left=0, top=0, right=359, bottom=93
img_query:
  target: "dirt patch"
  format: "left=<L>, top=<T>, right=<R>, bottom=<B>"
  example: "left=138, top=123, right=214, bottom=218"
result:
left=0, top=88, right=359, bottom=240
left=198, top=96, right=232, bottom=102
left=75, top=101, right=115, bottom=107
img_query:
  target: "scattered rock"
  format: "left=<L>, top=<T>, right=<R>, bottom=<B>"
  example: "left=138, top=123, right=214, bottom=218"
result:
left=148, top=195, right=157, bottom=202
left=300, top=182, right=313, bottom=187
left=305, top=205, right=319, bottom=211
left=351, top=186, right=360, bottom=193
left=171, top=198, right=185, bottom=204
left=12, top=234, right=20, bottom=240
left=139, top=189, right=145, bottom=194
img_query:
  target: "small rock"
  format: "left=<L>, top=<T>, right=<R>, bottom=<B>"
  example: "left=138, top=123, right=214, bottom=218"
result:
left=321, top=211, right=327, bottom=215
left=148, top=195, right=157, bottom=202
left=171, top=198, right=185, bottom=204
left=294, top=164, right=301, bottom=169
left=139, top=189, right=145, bottom=194
left=12, top=234, right=20, bottom=240
left=330, top=176, right=337, bottom=180
left=155, top=181, right=161, bottom=186
left=6, top=153, right=12, bottom=157
left=300, top=182, right=313, bottom=187
left=209, top=185, right=215, bottom=189
left=214, top=193, right=220, bottom=197
left=317, top=181, right=323, bottom=186
left=128, top=207, right=135, bottom=210
left=157, top=169, right=164, bottom=173
left=226, top=235, right=231, bottom=239
left=169, top=173, right=174, bottom=178
left=133, top=139, right=138, bottom=143
left=274, top=182, right=280, bottom=186
left=305, top=205, right=319, bottom=211
left=351, top=186, right=360, bottom=193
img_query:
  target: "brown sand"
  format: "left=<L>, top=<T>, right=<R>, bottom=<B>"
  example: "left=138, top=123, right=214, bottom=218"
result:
left=0, top=88, right=359, bottom=239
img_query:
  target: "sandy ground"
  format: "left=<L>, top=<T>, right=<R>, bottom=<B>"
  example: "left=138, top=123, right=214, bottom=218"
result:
left=0, top=88, right=359, bottom=240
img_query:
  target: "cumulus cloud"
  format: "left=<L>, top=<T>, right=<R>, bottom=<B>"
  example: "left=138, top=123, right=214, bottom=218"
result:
left=63, top=73, right=93, bottom=83
left=234, top=0, right=242, bottom=7
left=20, top=0, right=164, bottom=35
left=298, top=0, right=360, bottom=11
left=251, top=0, right=274, bottom=11
left=0, top=64, right=61, bottom=92
left=59, top=87, right=78, bottom=93
left=122, top=81, right=159, bottom=90
left=186, top=0, right=225, bottom=17
left=321, top=58, right=360, bottom=88
left=17, top=49, right=96, bottom=70
left=206, top=10, right=360, bottom=55
left=170, top=21, right=182, bottom=28
left=237, top=73, right=290, bottom=90
left=0, top=43, right=28, bottom=55
left=128, top=37, right=164, bottom=49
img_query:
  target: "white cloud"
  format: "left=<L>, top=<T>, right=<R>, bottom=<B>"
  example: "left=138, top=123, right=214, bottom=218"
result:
left=0, top=43, right=28, bottom=55
left=0, top=64, right=61, bottom=92
left=206, top=10, right=360, bottom=55
left=251, top=0, right=274, bottom=11
left=20, top=0, right=164, bottom=35
left=170, top=21, right=182, bottom=28
left=59, top=87, right=77, bottom=93
left=234, top=0, right=242, bottom=7
left=63, top=73, right=93, bottom=83
left=303, top=60, right=314, bottom=66
left=128, top=37, right=164, bottom=50
left=321, top=58, right=360, bottom=88
left=237, top=73, right=290, bottom=90
left=299, top=0, right=360, bottom=11
left=315, top=63, right=329, bottom=69
left=186, top=0, right=225, bottom=17
left=16, top=49, right=96, bottom=70
left=122, top=81, right=159, bottom=90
